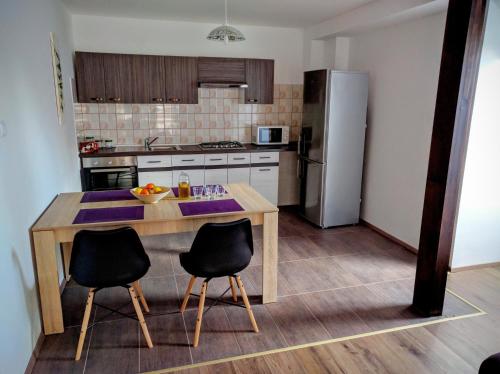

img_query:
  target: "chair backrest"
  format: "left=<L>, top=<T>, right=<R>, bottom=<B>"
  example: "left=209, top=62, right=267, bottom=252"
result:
left=189, top=218, right=254, bottom=271
left=70, top=227, right=150, bottom=288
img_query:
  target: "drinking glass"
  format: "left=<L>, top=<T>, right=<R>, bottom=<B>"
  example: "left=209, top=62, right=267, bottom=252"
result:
left=215, top=184, right=225, bottom=198
left=205, top=185, right=215, bottom=200
left=193, top=186, right=203, bottom=200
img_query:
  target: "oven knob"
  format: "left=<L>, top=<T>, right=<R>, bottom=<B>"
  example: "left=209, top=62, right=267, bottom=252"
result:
left=107, top=161, right=113, bottom=165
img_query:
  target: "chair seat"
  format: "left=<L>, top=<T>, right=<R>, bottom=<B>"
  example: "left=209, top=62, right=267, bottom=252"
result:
left=79, top=265, right=149, bottom=288
left=180, top=251, right=251, bottom=278
left=480, top=352, right=500, bottom=373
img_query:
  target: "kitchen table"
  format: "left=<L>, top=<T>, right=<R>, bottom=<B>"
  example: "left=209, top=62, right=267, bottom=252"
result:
left=32, top=183, right=278, bottom=335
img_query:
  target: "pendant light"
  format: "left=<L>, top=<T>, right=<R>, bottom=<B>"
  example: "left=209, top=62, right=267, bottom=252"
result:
left=207, top=0, right=245, bottom=44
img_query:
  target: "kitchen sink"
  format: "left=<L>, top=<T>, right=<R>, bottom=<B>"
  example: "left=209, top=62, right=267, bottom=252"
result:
left=147, top=144, right=182, bottom=151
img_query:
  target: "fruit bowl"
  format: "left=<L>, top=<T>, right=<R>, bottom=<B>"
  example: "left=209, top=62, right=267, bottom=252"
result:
left=130, top=185, right=172, bottom=204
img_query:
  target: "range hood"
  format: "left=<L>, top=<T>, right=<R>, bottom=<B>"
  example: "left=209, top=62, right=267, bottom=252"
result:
left=198, top=81, right=248, bottom=88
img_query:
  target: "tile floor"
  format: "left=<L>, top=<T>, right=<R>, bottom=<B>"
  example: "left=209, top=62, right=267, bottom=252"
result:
left=32, top=208, right=477, bottom=374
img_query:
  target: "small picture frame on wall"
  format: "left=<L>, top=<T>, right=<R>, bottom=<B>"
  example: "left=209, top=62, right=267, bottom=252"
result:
left=50, top=32, right=64, bottom=125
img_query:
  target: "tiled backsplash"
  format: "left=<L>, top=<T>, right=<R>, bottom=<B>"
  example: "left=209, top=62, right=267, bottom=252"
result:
left=74, top=84, right=303, bottom=146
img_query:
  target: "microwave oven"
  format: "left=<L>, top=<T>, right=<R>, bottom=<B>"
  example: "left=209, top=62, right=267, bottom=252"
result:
left=252, top=126, right=289, bottom=145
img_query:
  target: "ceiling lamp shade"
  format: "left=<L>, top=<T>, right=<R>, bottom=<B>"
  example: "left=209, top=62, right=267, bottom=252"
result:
left=207, top=0, right=245, bottom=44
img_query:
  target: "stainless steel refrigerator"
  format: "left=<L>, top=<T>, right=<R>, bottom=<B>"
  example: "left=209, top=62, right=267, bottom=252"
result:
left=298, top=70, right=368, bottom=228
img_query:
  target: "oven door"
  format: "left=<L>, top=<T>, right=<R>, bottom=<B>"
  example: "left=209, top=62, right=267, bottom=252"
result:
left=82, top=166, right=138, bottom=191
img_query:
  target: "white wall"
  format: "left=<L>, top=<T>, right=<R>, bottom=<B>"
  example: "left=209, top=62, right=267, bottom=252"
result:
left=71, top=15, right=304, bottom=84
left=0, top=0, right=80, bottom=372
left=348, top=12, right=446, bottom=248
left=451, top=0, right=500, bottom=269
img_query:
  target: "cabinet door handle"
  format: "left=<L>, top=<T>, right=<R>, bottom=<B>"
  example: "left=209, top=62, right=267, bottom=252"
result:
left=248, top=98, right=259, bottom=103
left=259, top=168, right=271, bottom=172
left=181, top=159, right=195, bottom=162
left=209, top=158, right=223, bottom=161
left=109, top=97, right=121, bottom=102
left=233, top=157, right=245, bottom=160
left=259, top=156, right=271, bottom=159
left=152, top=98, right=164, bottom=102
left=147, top=160, right=162, bottom=163
left=90, top=97, right=99, bottom=102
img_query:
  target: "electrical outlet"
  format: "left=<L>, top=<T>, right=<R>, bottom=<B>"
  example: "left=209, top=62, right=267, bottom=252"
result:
left=0, top=120, right=6, bottom=138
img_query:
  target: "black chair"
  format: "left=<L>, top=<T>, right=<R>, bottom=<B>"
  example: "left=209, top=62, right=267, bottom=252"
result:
left=479, top=353, right=500, bottom=373
left=70, top=227, right=153, bottom=360
left=179, top=218, right=259, bottom=347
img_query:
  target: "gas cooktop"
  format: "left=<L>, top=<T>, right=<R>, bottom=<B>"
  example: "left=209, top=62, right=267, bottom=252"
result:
left=198, top=141, right=246, bottom=150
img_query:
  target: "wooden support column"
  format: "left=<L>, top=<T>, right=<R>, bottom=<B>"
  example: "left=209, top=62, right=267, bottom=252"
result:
left=412, top=0, right=489, bottom=316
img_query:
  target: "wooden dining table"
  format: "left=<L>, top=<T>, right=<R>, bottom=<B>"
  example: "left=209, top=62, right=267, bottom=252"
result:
left=32, top=183, right=278, bottom=335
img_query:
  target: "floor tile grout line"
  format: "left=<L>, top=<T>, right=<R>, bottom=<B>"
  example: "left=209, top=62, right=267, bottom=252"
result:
left=276, top=276, right=416, bottom=299
left=264, top=305, right=291, bottom=348
left=82, top=305, right=98, bottom=374
left=221, top=305, right=245, bottom=357
left=299, top=295, right=335, bottom=341
left=169, top=254, right=194, bottom=365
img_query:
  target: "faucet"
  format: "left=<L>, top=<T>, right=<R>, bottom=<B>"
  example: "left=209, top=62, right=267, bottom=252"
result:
left=144, top=136, right=159, bottom=150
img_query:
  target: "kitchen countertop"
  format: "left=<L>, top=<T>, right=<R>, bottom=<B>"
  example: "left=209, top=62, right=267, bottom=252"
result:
left=79, top=142, right=297, bottom=158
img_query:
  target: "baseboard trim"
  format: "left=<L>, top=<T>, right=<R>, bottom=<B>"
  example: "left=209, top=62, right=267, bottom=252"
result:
left=24, top=332, right=45, bottom=374
left=449, top=261, right=500, bottom=273
left=359, top=219, right=418, bottom=255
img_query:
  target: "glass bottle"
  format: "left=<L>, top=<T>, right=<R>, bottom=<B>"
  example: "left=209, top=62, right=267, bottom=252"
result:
left=178, top=172, right=191, bottom=199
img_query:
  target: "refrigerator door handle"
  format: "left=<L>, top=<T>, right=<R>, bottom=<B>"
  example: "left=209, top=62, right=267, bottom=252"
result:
left=296, top=158, right=301, bottom=178
left=297, top=134, right=301, bottom=155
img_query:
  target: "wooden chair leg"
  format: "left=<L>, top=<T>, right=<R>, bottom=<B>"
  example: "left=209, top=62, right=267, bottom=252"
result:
left=180, top=276, right=196, bottom=313
left=229, top=276, right=238, bottom=302
left=129, top=286, right=153, bottom=348
left=132, top=281, right=149, bottom=313
left=235, top=276, right=259, bottom=333
left=193, top=281, right=207, bottom=348
left=75, top=288, right=95, bottom=361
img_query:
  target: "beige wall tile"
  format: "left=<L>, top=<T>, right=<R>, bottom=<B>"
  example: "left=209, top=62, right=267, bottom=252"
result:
left=199, top=88, right=210, bottom=98
left=149, top=104, right=164, bottom=114
left=180, top=129, right=196, bottom=144
left=209, top=128, right=224, bottom=142
left=291, top=113, right=302, bottom=127
left=133, top=129, right=149, bottom=145
left=132, top=114, right=149, bottom=130
left=278, top=99, right=292, bottom=113
left=116, top=114, right=132, bottom=129
left=292, top=84, right=303, bottom=99
left=195, top=129, right=210, bottom=143
left=100, top=129, right=117, bottom=143
left=238, top=127, right=251, bottom=143
left=252, top=113, right=266, bottom=125
left=195, top=114, right=209, bottom=129
left=117, top=130, right=134, bottom=145
left=278, top=112, right=292, bottom=125
left=238, top=113, right=252, bottom=127
left=116, top=104, right=132, bottom=114
left=165, top=129, right=180, bottom=144
left=132, top=104, right=149, bottom=114
left=292, top=99, right=303, bottom=113
left=149, top=114, right=165, bottom=129
left=99, top=113, right=117, bottom=129
left=74, top=114, right=84, bottom=130
left=99, top=103, right=115, bottom=114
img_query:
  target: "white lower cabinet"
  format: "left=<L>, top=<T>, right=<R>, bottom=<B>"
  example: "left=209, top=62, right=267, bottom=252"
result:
left=138, top=171, right=173, bottom=187
left=173, top=169, right=204, bottom=186
left=204, top=168, right=227, bottom=185
left=228, top=167, right=250, bottom=184
left=250, top=166, right=279, bottom=205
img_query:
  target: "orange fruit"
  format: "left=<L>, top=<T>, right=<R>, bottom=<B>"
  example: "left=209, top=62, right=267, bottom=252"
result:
left=145, top=183, right=155, bottom=189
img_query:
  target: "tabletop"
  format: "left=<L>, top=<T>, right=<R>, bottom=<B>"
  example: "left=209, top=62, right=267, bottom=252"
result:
left=32, top=183, right=278, bottom=232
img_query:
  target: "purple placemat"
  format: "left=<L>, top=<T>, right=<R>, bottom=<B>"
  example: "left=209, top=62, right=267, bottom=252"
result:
left=171, top=185, right=227, bottom=197
left=80, top=189, right=134, bottom=203
left=178, top=199, right=244, bottom=216
left=73, top=206, right=144, bottom=224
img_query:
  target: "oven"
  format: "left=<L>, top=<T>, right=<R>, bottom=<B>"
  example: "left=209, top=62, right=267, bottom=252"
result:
left=81, top=156, right=138, bottom=191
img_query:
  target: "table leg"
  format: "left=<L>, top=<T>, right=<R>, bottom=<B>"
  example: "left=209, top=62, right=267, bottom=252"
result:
left=262, top=212, right=278, bottom=303
left=33, top=231, right=64, bottom=334
left=61, top=242, right=72, bottom=282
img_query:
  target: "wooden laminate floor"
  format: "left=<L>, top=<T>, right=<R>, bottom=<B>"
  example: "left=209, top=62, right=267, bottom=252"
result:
left=32, top=207, right=482, bottom=374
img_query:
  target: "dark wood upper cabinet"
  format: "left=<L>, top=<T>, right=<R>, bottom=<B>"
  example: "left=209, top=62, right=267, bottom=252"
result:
left=198, top=57, right=246, bottom=83
left=165, top=56, right=198, bottom=104
left=146, top=55, right=166, bottom=103
left=74, top=52, right=274, bottom=105
left=245, top=59, right=274, bottom=104
left=102, top=53, right=135, bottom=103
left=75, top=52, right=106, bottom=103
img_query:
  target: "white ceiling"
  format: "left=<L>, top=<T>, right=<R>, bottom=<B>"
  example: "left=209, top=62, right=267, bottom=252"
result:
left=62, top=0, right=375, bottom=28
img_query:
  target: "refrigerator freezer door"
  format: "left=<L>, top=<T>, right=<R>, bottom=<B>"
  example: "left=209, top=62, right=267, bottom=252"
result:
left=298, top=158, right=325, bottom=227
left=322, top=71, right=368, bottom=227
left=301, top=70, right=329, bottom=163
